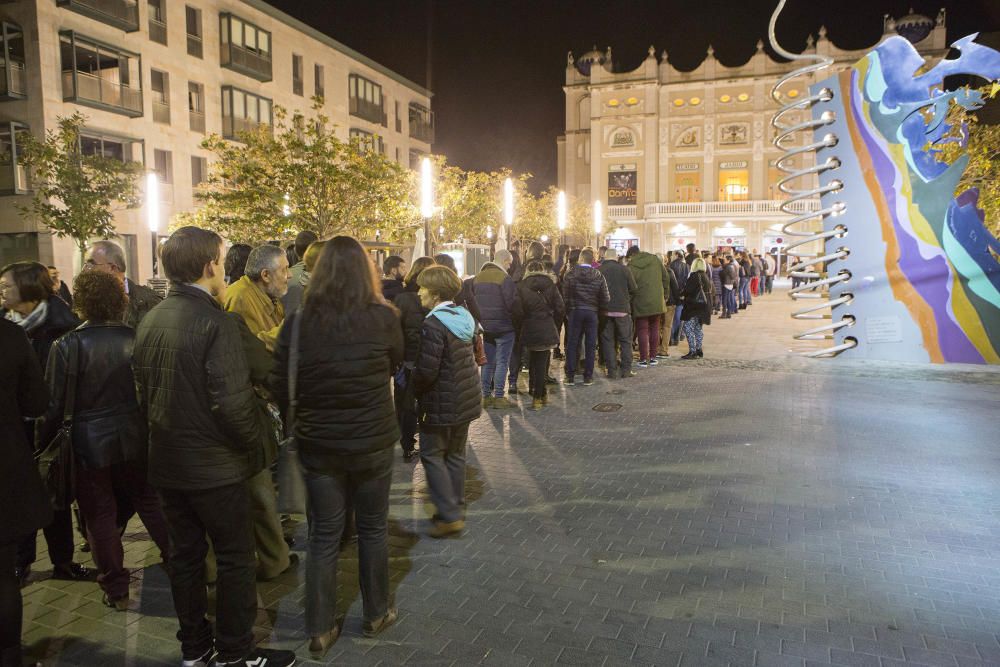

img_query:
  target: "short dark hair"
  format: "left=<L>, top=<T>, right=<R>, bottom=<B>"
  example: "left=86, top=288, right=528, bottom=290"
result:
left=225, top=244, right=252, bottom=282
left=433, top=253, right=456, bottom=272
left=294, top=230, right=319, bottom=260
left=526, top=241, right=545, bottom=261
left=383, top=255, right=405, bottom=276
left=625, top=245, right=641, bottom=258
left=0, top=261, right=53, bottom=303
left=160, top=226, right=223, bottom=284
left=686, top=243, right=696, bottom=252
left=73, top=269, right=127, bottom=322
left=580, top=249, right=595, bottom=264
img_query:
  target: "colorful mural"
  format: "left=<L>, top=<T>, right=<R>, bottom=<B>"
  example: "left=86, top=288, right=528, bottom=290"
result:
left=811, top=35, right=1000, bottom=363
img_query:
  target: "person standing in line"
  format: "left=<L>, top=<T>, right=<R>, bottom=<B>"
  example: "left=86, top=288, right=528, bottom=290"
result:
left=764, top=254, right=776, bottom=294
left=223, top=244, right=289, bottom=352
left=412, top=266, right=483, bottom=535
left=281, top=230, right=318, bottom=315
left=380, top=255, right=408, bottom=303
left=48, top=265, right=73, bottom=308
left=473, top=249, right=521, bottom=408
left=710, top=256, right=723, bottom=315
left=394, top=256, right=436, bottom=461
left=720, top=255, right=738, bottom=318
left=751, top=252, right=763, bottom=297
left=508, top=241, right=545, bottom=393
left=597, top=248, right=636, bottom=379
left=680, top=257, right=713, bottom=359
left=657, top=258, right=679, bottom=359
left=1, top=261, right=89, bottom=585
left=517, top=260, right=565, bottom=406
left=0, top=318, right=49, bottom=667
left=668, top=251, right=689, bottom=345
left=625, top=245, right=669, bottom=369
left=36, top=270, right=170, bottom=611
left=561, top=248, right=609, bottom=386
left=269, top=236, right=402, bottom=659
left=224, top=244, right=252, bottom=285
left=739, top=252, right=754, bottom=309
left=133, top=227, right=293, bottom=667
left=684, top=242, right=698, bottom=266
left=84, top=241, right=162, bottom=329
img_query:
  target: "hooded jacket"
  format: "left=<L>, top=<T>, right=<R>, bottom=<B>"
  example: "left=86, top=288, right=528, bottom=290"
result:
left=561, top=264, right=610, bottom=312
left=628, top=252, right=670, bottom=318
left=597, top=259, right=637, bottom=314
left=413, top=304, right=482, bottom=427
left=517, top=272, right=565, bottom=350
left=473, top=262, right=521, bottom=336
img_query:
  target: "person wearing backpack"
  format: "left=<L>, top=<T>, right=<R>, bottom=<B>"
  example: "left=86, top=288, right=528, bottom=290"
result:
left=412, top=266, right=483, bottom=538
left=517, top=261, right=565, bottom=408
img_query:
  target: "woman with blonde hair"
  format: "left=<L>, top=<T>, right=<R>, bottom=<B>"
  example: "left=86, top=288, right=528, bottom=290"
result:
left=679, top=257, right=713, bottom=359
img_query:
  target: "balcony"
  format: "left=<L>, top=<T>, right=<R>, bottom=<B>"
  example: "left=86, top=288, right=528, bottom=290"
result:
left=644, top=199, right=821, bottom=219
left=0, top=122, right=29, bottom=195
left=152, top=100, right=169, bottom=124
left=410, top=121, right=434, bottom=144
left=63, top=70, right=142, bottom=117
left=187, top=33, right=202, bottom=58
left=189, top=110, right=205, bottom=133
left=222, top=117, right=270, bottom=141
left=608, top=205, right=637, bottom=220
left=148, top=17, right=166, bottom=45
left=350, top=97, right=386, bottom=126
left=1, top=61, right=25, bottom=99
left=57, top=0, right=139, bottom=32
left=220, top=43, right=272, bottom=82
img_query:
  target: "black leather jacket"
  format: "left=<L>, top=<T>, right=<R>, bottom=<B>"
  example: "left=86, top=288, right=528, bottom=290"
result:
left=36, top=321, right=146, bottom=470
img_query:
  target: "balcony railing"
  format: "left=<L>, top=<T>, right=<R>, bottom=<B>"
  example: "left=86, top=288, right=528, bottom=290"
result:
left=1, top=61, right=26, bottom=99
left=189, top=110, right=205, bottom=133
left=223, top=116, right=270, bottom=140
left=187, top=33, right=202, bottom=58
left=148, top=17, right=166, bottom=45
left=0, top=162, right=28, bottom=194
left=58, top=0, right=139, bottom=32
left=349, top=97, right=386, bottom=126
left=63, top=70, right=143, bottom=117
left=644, top=199, right=821, bottom=218
left=409, top=121, right=434, bottom=144
left=220, top=43, right=272, bottom=82
left=152, top=100, right=170, bottom=124
left=608, top=205, right=637, bottom=220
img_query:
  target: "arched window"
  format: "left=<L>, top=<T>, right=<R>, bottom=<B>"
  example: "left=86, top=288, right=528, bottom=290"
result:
left=578, top=96, right=590, bottom=130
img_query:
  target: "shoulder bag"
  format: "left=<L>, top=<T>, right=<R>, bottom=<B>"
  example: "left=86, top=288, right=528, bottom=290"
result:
left=35, top=336, right=79, bottom=511
left=276, top=311, right=307, bottom=515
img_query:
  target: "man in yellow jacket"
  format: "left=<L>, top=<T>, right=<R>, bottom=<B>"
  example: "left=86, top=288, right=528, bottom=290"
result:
left=223, top=244, right=289, bottom=352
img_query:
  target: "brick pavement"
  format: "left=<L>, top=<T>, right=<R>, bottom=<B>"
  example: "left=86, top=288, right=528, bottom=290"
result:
left=21, top=286, right=1000, bottom=666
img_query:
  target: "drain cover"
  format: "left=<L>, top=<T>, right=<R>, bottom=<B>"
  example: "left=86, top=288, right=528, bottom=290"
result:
left=592, top=403, right=622, bottom=412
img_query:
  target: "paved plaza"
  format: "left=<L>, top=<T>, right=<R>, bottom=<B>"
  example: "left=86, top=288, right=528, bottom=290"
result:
left=22, top=286, right=1000, bottom=666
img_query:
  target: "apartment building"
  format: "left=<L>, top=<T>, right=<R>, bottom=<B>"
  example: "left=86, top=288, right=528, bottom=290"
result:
left=0, top=0, right=433, bottom=281
left=557, top=10, right=947, bottom=256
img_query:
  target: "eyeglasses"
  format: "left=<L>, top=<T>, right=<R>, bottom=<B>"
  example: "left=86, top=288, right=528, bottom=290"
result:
left=83, top=259, right=117, bottom=271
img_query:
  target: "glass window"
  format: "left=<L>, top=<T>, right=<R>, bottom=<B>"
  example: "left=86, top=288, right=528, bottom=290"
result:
left=718, top=168, right=749, bottom=201
left=191, top=155, right=206, bottom=186
left=185, top=6, right=201, bottom=36
left=314, top=64, right=324, bottom=98
left=292, top=54, right=303, bottom=96
left=153, top=149, right=172, bottom=183
left=188, top=81, right=203, bottom=112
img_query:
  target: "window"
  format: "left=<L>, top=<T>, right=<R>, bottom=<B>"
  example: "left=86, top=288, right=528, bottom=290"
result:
left=348, top=74, right=385, bottom=125
left=188, top=81, right=205, bottom=133
left=185, top=6, right=202, bottom=58
left=0, top=232, right=38, bottom=267
left=219, top=14, right=272, bottom=82
left=57, top=0, right=140, bottom=33
left=0, top=122, right=29, bottom=194
left=409, top=149, right=425, bottom=170
left=313, top=63, right=324, bottom=99
left=191, top=155, right=207, bottom=186
left=0, top=22, right=26, bottom=100
left=79, top=130, right=142, bottom=164
left=292, top=54, right=303, bottom=96
left=151, top=69, right=169, bottom=124
left=349, top=128, right=384, bottom=155
left=153, top=149, right=172, bottom=184
left=718, top=168, right=749, bottom=202
left=674, top=171, right=701, bottom=203
left=59, top=31, right=143, bottom=117
left=148, top=0, right=167, bottom=44
left=221, top=85, right=273, bottom=141
left=408, top=103, right=434, bottom=143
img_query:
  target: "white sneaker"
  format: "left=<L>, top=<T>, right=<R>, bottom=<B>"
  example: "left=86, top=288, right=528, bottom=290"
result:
left=181, top=649, right=215, bottom=667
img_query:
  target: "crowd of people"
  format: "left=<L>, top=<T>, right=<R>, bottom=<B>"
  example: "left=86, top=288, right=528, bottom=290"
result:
left=0, top=229, right=775, bottom=667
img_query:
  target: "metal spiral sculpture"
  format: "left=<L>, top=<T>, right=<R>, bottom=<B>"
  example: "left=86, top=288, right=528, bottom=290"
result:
left=768, top=0, right=857, bottom=356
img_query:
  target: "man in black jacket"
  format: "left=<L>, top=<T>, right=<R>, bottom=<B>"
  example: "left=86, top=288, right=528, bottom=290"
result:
left=561, top=248, right=610, bottom=385
left=133, top=227, right=293, bottom=667
left=597, top=248, right=637, bottom=379
left=84, top=240, right=162, bottom=329
left=380, top=255, right=407, bottom=302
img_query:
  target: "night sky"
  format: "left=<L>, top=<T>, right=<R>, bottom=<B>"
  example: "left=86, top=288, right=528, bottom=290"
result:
left=269, top=0, right=1000, bottom=191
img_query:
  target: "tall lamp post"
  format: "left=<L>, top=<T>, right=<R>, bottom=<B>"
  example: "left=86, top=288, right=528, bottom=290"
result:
left=498, top=176, right=513, bottom=253
left=557, top=190, right=567, bottom=248
left=593, top=200, right=603, bottom=249
left=420, top=157, right=433, bottom=257
left=146, top=172, right=160, bottom=278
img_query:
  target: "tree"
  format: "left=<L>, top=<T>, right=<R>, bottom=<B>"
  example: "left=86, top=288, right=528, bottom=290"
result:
left=16, top=113, right=141, bottom=261
left=177, top=103, right=416, bottom=244
left=935, top=84, right=999, bottom=242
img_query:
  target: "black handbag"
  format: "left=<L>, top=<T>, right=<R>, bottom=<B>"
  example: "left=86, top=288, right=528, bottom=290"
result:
left=276, top=312, right=307, bottom=515
left=35, top=336, right=80, bottom=511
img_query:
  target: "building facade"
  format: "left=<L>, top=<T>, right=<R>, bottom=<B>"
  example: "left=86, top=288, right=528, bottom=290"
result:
left=0, top=0, right=433, bottom=282
left=557, top=10, right=947, bottom=257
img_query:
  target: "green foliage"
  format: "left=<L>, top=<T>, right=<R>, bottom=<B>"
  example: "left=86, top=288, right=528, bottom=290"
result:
left=177, top=104, right=416, bottom=244
left=16, top=113, right=141, bottom=258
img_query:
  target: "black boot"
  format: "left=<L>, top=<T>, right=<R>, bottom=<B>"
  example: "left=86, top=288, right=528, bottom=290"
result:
left=696, top=349, right=704, bottom=358
left=681, top=351, right=697, bottom=360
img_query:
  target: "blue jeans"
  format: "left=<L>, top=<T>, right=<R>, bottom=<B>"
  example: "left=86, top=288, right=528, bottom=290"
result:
left=482, top=331, right=515, bottom=398
left=565, top=309, right=598, bottom=380
left=723, top=286, right=738, bottom=315
left=419, top=423, right=469, bottom=523
left=671, top=304, right=684, bottom=342
left=303, top=450, right=393, bottom=635
left=739, top=277, right=751, bottom=305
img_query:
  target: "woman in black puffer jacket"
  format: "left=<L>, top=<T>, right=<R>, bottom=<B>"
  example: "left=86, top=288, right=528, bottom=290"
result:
left=412, top=266, right=482, bottom=539
left=269, top=237, right=403, bottom=658
left=393, top=256, right=435, bottom=460
left=680, top=257, right=713, bottom=359
left=517, top=261, right=565, bottom=409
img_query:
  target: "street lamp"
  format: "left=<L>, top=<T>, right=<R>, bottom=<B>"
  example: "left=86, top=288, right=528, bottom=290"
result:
left=557, top=190, right=567, bottom=247
left=593, top=200, right=603, bottom=247
left=420, top=157, right=433, bottom=256
left=146, top=172, right=160, bottom=278
left=504, top=177, right=514, bottom=227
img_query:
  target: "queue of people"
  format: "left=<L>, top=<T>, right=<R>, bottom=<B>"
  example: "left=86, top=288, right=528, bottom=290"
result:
left=1, top=230, right=775, bottom=667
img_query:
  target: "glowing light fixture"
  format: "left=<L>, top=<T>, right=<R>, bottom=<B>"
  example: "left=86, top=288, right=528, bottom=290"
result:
left=593, top=200, right=603, bottom=235
left=504, top=177, right=514, bottom=226
left=557, top=190, right=567, bottom=231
